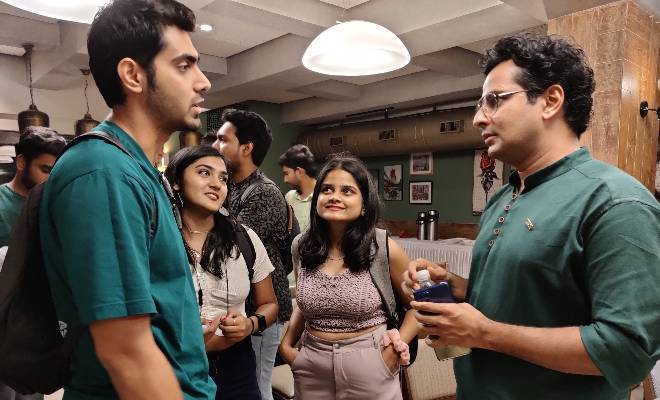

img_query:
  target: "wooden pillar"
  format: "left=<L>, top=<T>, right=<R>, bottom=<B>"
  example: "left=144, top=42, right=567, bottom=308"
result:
left=548, top=0, right=660, bottom=190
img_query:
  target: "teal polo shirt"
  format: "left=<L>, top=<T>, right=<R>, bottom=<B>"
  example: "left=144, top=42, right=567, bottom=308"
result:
left=0, top=183, right=25, bottom=247
left=40, top=121, right=215, bottom=400
left=455, top=148, right=660, bottom=400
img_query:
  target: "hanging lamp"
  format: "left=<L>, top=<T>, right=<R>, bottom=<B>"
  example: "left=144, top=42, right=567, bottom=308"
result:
left=18, top=44, right=49, bottom=133
left=302, top=20, right=410, bottom=76
left=179, top=131, right=202, bottom=148
left=74, top=68, right=100, bottom=136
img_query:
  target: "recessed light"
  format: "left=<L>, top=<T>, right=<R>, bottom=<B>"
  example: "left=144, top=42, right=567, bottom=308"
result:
left=199, top=24, right=213, bottom=32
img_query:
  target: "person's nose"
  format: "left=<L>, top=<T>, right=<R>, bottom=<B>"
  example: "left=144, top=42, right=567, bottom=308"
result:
left=473, top=107, right=489, bottom=130
left=194, top=65, right=211, bottom=94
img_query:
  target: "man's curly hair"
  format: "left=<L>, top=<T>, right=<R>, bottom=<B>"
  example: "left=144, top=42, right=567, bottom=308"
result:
left=480, top=33, right=595, bottom=137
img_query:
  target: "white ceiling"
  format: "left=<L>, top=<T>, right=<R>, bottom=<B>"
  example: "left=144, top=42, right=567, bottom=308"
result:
left=0, top=0, right=658, bottom=126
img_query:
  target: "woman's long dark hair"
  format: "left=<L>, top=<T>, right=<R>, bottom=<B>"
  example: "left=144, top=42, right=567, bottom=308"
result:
left=298, top=154, right=380, bottom=272
left=165, top=145, right=238, bottom=279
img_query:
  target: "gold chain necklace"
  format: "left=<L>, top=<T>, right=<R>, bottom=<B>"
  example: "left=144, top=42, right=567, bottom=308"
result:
left=184, top=223, right=209, bottom=236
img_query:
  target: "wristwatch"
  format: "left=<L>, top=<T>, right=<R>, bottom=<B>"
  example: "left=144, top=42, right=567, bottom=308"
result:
left=252, top=314, right=267, bottom=336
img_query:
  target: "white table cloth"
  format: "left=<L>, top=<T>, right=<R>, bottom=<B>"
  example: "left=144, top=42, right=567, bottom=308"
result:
left=392, top=237, right=474, bottom=279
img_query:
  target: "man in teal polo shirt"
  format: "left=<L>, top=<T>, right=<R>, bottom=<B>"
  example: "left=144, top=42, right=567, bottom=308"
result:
left=0, top=127, right=65, bottom=248
left=406, top=33, right=660, bottom=399
left=40, top=1, right=215, bottom=399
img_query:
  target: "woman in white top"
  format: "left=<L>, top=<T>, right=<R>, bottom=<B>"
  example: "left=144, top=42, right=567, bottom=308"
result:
left=166, top=145, right=278, bottom=400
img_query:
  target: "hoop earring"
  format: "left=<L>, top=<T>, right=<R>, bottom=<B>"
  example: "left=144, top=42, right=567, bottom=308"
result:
left=218, top=207, right=229, bottom=217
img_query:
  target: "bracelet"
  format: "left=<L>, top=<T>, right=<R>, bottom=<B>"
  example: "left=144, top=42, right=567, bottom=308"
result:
left=249, top=317, right=255, bottom=334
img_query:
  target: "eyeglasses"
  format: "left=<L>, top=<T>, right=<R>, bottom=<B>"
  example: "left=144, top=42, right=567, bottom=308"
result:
left=475, top=90, right=529, bottom=118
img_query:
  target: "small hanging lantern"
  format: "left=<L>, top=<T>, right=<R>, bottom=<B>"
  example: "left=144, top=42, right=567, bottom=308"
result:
left=179, top=131, right=202, bottom=148
left=74, top=68, right=100, bottom=136
left=17, top=44, right=50, bottom=133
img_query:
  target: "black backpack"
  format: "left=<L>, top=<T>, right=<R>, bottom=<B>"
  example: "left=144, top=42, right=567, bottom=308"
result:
left=0, top=132, right=156, bottom=394
left=239, top=175, right=300, bottom=275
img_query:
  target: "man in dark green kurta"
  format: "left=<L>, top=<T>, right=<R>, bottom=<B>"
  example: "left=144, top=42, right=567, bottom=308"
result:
left=407, top=33, right=660, bottom=400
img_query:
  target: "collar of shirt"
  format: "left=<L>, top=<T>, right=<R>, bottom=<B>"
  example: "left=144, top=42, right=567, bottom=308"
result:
left=230, top=169, right=263, bottom=193
left=508, top=147, right=590, bottom=194
left=94, top=120, right=160, bottom=181
left=293, top=191, right=313, bottom=202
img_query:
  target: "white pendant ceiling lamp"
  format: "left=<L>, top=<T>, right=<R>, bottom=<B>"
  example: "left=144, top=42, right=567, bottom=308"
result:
left=302, top=20, right=410, bottom=76
left=2, top=0, right=107, bottom=24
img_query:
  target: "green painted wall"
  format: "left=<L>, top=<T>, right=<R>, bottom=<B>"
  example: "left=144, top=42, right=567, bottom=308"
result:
left=363, top=150, right=482, bottom=224
left=200, top=101, right=508, bottom=224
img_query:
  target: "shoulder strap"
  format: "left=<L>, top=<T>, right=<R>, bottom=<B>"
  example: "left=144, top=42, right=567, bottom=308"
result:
left=235, top=224, right=256, bottom=281
left=63, top=131, right=158, bottom=238
left=240, top=175, right=296, bottom=234
left=61, top=131, right=131, bottom=160
left=369, top=228, right=399, bottom=327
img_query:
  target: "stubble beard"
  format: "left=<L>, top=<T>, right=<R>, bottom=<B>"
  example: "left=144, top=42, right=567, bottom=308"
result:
left=145, top=78, right=198, bottom=134
left=19, top=169, right=37, bottom=191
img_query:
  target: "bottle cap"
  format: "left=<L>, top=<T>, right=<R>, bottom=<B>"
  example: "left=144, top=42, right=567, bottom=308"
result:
left=417, top=269, right=430, bottom=282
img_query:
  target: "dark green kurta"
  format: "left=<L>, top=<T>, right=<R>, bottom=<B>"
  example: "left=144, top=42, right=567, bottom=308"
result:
left=455, top=148, right=660, bottom=400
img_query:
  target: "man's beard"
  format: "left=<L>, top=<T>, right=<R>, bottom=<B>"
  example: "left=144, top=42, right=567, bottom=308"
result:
left=20, top=171, right=37, bottom=191
left=145, top=78, right=198, bottom=134
left=225, top=157, right=239, bottom=175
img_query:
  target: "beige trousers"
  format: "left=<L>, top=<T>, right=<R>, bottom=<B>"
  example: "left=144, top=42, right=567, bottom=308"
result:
left=291, top=325, right=402, bottom=400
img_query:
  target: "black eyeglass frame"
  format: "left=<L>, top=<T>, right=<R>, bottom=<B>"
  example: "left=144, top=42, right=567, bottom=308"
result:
left=475, top=89, right=529, bottom=118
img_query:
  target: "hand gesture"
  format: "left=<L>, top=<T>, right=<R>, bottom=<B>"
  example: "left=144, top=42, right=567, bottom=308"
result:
left=411, top=301, right=491, bottom=349
left=402, top=258, right=450, bottom=298
left=219, top=309, right=252, bottom=342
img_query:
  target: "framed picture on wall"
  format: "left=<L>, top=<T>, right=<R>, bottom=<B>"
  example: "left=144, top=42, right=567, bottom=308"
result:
left=409, top=181, right=432, bottom=204
left=410, top=152, right=433, bottom=175
left=383, top=164, right=403, bottom=201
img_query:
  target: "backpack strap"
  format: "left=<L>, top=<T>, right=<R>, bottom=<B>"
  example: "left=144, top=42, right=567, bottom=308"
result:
left=369, top=228, right=418, bottom=364
left=235, top=224, right=256, bottom=280
left=239, top=175, right=291, bottom=233
left=370, top=228, right=399, bottom=328
left=64, top=132, right=158, bottom=238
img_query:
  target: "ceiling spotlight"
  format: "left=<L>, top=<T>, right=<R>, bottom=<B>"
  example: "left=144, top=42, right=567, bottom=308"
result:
left=199, top=24, right=213, bottom=32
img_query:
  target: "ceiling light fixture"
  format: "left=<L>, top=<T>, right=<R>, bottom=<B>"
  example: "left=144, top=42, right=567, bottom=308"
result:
left=74, top=68, right=100, bottom=136
left=302, top=20, right=410, bottom=76
left=199, top=24, right=213, bottom=32
left=17, top=44, right=49, bottom=134
left=2, top=0, right=106, bottom=24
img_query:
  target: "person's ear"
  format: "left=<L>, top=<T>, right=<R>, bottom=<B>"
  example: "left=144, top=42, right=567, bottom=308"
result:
left=15, top=154, right=26, bottom=172
left=541, top=84, right=564, bottom=121
left=241, top=142, right=254, bottom=158
left=173, top=183, right=180, bottom=191
left=116, top=58, right=146, bottom=96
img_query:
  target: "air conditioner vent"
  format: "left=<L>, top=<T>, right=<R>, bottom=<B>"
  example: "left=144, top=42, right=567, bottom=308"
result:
left=329, top=136, right=345, bottom=147
left=378, top=129, right=398, bottom=141
left=439, top=120, right=464, bottom=134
